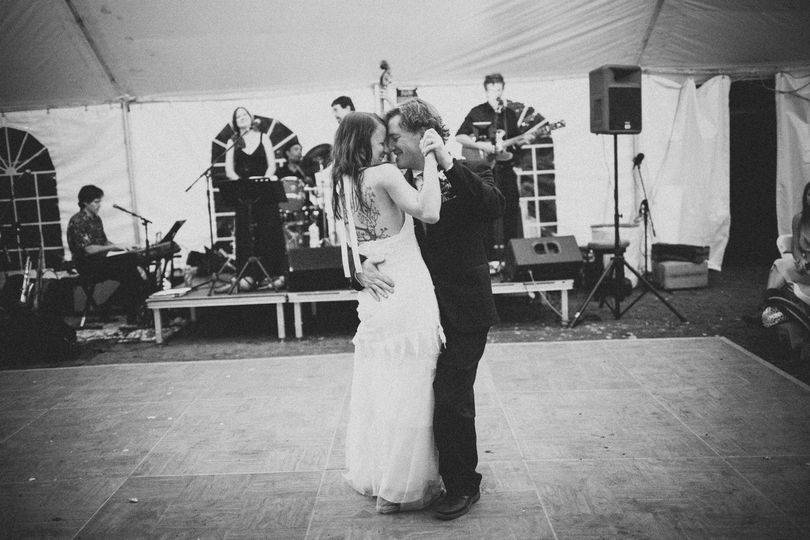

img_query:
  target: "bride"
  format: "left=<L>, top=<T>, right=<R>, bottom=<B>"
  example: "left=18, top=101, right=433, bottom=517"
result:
left=332, top=112, right=445, bottom=513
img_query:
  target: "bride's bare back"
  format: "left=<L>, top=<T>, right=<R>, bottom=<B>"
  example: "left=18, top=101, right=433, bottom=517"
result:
left=346, top=154, right=440, bottom=244
left=353, top=164, right=406, bottom=242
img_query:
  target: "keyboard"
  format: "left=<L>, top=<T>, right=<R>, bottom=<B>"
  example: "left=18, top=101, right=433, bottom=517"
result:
left=107, top=241, right=180, bottom=263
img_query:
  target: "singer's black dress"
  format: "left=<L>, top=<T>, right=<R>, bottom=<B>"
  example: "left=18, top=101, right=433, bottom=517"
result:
left=233, top=137, right=287, bottom=279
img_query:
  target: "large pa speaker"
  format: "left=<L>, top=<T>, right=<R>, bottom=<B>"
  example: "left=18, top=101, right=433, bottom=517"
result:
left=503, top=236, right=583, bottom=282
left=589, top=65, right=642, bottom=134
left=286, top=247, right=347, bottom=291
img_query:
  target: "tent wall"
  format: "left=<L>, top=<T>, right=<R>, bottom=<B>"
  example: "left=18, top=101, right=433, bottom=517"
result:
left=128, top=76, right=623, bottom=264
left=775, top=73, right=810, bottom=234
left=126, top=85, right=375, bottom=259
left=1, top=75, right=736, bottom=273
left=0, top=105, right=134, bottom=261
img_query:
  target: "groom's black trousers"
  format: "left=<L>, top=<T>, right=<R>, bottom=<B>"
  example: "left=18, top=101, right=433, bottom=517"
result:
left=433, top=326, right=488, bottom=496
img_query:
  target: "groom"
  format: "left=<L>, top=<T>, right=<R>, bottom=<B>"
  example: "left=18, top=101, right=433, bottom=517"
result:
left=358, top=98, right=504, bottom=520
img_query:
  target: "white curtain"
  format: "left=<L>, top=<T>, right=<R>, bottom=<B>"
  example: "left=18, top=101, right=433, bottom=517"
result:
left=639, top=74, right=731, bottom=270
left=775, top=72, right=810, bottom=234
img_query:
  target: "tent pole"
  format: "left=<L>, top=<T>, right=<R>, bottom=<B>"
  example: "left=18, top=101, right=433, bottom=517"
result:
left=120, top=100, right=140, bottom=245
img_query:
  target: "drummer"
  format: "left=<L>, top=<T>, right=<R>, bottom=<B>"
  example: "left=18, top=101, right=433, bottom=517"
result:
left=276, top=142, right=311, bottom=186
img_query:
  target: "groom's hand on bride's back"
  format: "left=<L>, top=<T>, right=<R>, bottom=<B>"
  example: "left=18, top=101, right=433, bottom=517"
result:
left=356, top=256, right=395, bottom=302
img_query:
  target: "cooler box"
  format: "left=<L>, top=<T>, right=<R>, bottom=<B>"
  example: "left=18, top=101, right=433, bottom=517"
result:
left=653, top=260, right=708, bottom=290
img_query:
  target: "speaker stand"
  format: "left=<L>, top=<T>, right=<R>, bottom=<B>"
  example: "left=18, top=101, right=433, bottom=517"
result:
left=568, top=134, right=686, bottom=327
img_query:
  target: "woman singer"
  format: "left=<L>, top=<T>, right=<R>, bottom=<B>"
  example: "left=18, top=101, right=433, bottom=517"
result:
left=224, top=107, right=287, bottom=290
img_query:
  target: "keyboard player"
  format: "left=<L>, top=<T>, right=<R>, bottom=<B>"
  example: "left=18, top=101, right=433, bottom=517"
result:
left=67, top=185, right=149, bottom=324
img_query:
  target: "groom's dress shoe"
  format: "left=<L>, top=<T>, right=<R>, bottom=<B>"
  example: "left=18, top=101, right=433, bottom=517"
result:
left=432, top=490, right=480, bottom=520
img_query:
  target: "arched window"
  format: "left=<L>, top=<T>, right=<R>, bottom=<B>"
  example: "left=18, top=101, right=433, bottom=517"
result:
left=209, top=115, right=297, bottom=258
left=0, top=127, right=63, bottom=271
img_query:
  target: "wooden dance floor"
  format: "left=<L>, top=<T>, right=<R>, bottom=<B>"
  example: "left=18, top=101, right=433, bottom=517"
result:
left=1, top=337, right=809, bottom=538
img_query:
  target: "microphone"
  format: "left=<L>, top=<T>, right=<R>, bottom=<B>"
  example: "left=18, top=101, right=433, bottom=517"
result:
left=632, top=153, right=645, bottom=167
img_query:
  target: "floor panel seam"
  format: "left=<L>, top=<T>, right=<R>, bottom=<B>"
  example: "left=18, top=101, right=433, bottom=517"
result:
left=0, top=408, right=50, bottom=444
left=71, top=398, right=196, bottom=538
left=624, top=361, right=803, bottom=531
left=305, top=380, right=350, bottom=538
left=485, top=360, right=559, bottom=540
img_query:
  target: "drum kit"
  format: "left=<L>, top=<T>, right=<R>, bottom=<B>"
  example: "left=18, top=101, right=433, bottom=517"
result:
left=279, top=143, right=333, bottom=249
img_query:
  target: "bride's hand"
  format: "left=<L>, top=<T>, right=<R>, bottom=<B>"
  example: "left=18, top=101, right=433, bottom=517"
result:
left=420, top=129, right=452, bottom=170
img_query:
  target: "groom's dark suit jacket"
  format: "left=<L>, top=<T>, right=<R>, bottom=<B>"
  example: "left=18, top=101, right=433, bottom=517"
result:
left=407, top=159, right=504, bottom=330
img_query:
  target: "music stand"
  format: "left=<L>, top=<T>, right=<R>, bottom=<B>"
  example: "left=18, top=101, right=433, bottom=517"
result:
left=185, top=134, right=243, bottom=295
left=568, top=134, right=686, bottom=327
left=217, top=177, right=286, bottom=294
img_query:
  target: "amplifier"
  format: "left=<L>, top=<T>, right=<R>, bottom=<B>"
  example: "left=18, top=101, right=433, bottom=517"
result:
left=286, top=247, right=347, bottom=291
left=503, top=236, right=583, bottom=282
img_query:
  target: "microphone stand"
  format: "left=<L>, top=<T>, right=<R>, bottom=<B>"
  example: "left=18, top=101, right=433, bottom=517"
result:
left=113, top=204, right=157, bottom=289
left=633, top=158, right=656, bottom=277
left=185, top=128, right=250, bottom=295
left=113, top=205, right=152, bottom=254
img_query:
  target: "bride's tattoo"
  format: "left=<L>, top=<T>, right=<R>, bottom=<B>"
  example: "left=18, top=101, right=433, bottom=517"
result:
left=356, top=188, right=389, bottom=241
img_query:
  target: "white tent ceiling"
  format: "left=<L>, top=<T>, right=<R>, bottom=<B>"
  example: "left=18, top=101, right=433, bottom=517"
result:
left=2, top=0, right=809, bottom=112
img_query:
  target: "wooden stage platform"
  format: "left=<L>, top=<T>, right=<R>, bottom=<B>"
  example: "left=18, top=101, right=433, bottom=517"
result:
left=146, top=279, right=574, bottom=343
left=1, top=337, right=808, bottom=537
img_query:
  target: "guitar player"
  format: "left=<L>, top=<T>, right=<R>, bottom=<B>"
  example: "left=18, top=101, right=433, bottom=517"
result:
left=456, top=73, right=531, bottom=261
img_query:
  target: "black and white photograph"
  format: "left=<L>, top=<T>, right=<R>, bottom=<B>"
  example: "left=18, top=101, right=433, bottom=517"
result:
left=1, top=0, right=809, bottom=537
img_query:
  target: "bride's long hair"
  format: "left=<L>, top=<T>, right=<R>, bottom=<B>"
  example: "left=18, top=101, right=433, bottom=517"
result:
left=331, top=112, right=384, bottom=220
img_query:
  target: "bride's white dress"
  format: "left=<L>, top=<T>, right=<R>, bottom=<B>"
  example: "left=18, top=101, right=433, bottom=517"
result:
left=343, top=212, right=444, bottom=509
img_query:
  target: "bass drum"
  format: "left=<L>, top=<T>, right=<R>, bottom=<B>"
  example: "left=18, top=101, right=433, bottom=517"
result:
left=277, top=176, right=306, bottom=216
left=278, top=176, right=307, bottom=249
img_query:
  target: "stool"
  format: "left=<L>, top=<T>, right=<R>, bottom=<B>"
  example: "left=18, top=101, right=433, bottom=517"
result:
left=583, top=241, right=630, bottom=284
left=582, top=240, right=633, bottom=303
left=77, top=275, right=103, bottom=328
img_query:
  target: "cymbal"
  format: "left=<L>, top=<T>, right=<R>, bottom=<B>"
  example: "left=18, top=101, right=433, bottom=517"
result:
left=302, top=143, right=332, bottom=176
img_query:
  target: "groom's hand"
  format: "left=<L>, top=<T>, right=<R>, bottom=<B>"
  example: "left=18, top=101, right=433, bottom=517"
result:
left=421, top=129, right=453, bottom=170
left=356, top=256, right=395, bottom=302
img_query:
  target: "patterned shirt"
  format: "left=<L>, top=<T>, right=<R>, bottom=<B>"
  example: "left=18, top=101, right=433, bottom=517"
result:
left=67, top=210, right=107, bottom=262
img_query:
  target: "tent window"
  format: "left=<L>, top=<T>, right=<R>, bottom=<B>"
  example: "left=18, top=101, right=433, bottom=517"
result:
left=517, top=143, right=558, bottom=236
left=0, top=127, right=64, bottom=271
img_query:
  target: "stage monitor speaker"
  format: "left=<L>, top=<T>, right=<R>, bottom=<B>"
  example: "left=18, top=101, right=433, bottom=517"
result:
left=504, top=236, right=583, bottom=282
left=589, top=65, right=641, bottom=134
left=286, top=247, right=347, bottom=291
